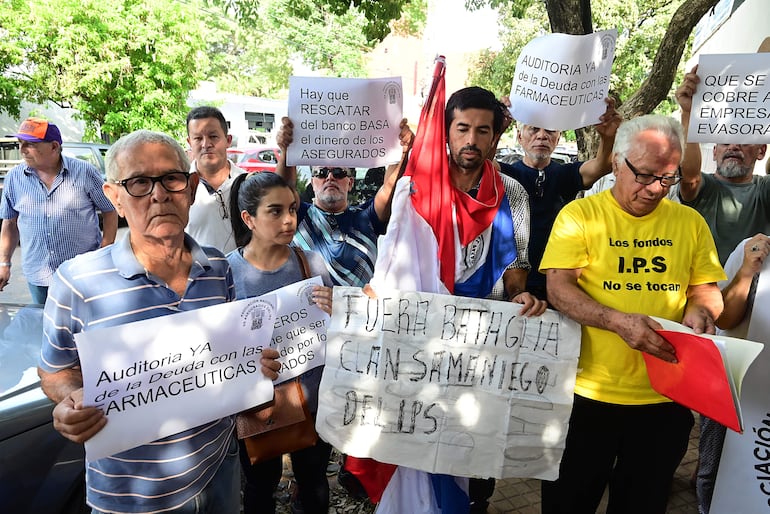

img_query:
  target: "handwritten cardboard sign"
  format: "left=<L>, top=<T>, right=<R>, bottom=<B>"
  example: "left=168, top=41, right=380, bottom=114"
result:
left=76, top=296, right=278, bottom=461
left=316, top=287, right=581, bottom=480
left=508, top=29, right=616, bottom=131
left=287, top=76, right=403, bottom=168
left=688, top=53, right=770, bottom=144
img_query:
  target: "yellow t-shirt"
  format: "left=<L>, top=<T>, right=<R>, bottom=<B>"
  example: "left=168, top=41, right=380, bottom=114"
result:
left=540, top=190, right=725, bottom=405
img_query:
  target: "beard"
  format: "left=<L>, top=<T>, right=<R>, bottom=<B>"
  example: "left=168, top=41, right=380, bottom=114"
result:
left=316, top=188, right=346, bottom=206
left=452, top=144, right=484, bottom=170
left=717, top=159, right=752, bottom=179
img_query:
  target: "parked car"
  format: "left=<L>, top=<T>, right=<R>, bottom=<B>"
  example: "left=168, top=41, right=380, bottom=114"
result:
left=227, top=146, right=281, bottom=173
left=0, top=140, right=111, bottom=193
left=61, top=142, right=110, bottom=179
left=0, top=303, right=88, bottom=514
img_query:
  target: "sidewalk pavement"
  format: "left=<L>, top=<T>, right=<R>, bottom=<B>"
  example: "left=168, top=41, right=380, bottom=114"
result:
left=276, top=418, right=701, bottom=513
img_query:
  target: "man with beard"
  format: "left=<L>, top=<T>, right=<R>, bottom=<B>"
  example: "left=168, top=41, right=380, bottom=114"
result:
left=676, top=66, right=770, bottom=513
left=275, top=117, right=412, bottom=287
left=498, top=98, right=621, bottom=303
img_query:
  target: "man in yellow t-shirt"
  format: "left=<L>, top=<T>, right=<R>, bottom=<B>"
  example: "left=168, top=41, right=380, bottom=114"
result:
left=539, top=114, right=725, bottom=514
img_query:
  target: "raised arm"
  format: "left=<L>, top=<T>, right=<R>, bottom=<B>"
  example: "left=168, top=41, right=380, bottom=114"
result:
left=374, top=118, right=414, bottom=223
left=545, top=267, right=677, bottom=362
left=675, top=65, right=703, bottom=202
left=717, top=235, right=770, bottom=329
left=275, top=117, right=298, bottom=189
left=578, top=97, right=622, bottom=188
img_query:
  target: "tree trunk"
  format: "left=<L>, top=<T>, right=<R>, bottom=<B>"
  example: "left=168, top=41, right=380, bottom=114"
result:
left=544, top=0, right=720, bottom=160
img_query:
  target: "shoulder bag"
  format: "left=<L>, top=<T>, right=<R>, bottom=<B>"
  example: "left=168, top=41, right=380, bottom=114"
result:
left=235, top=246, right=319, bottom=464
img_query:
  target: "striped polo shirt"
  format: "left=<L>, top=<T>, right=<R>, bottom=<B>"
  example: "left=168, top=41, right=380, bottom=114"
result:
left=40, top=234, right=236, bottom=513
left=293, top=199, right=385, bottom=287
left=0, top=155, right=115, bottom=286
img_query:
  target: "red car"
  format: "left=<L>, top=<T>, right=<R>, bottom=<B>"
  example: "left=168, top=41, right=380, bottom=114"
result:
left=227, top=146, right=281, bottom=173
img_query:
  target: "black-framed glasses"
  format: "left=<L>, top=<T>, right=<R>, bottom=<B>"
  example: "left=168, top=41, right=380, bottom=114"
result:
left=624, top=158, right=681, bottom=187
left=215, top=190, right=228, bottom=219
left=115, top=171, right=190, bottom=197
left=312, top=167, right=350, bottom=179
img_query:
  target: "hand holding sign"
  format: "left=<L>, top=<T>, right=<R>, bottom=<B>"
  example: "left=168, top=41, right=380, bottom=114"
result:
left=508, top=30, right=617, bottom=131
left=287, top=77, right=404, bottom=168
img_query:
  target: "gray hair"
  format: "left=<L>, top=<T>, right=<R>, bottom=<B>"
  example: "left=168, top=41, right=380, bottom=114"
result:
left=105, top=130, right=189, bottom=182
left=612, top=115, right=685, bottom=164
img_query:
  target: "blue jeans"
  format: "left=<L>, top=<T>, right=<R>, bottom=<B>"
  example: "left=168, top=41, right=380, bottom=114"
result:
left=91, top=436, right=241, bottom=514
left=28, top=284, right=48, bottom=305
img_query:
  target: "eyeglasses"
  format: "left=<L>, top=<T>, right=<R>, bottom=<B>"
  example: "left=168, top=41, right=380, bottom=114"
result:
left=215, top=190, right=228, bottom=219
left=624, top=158, right=681, bottom=187
left=534, top=169, right=546, bottom=198
left=312, top=167, right=350, bottom=179
left=115, top=171, right=191, bottom=197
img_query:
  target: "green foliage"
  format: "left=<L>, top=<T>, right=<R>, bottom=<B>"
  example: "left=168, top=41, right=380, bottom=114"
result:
left=468, top=0, right=692, bottom=115
left=467, top=2, right=548, bottom=97
left=1, top=0, right=208, bottom=141
left=263, top=0, right=369, bottom=77
left=391, top=0, right=427, bottom=37
left=212, top=0, right=415, bottom=44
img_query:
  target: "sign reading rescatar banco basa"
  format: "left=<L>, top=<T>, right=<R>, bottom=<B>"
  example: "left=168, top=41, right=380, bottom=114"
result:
left=688, top=53, right=770, bottom=144
left=316, top=287, right=582, bottom=480
left=287, top=76, right=403, bottom=168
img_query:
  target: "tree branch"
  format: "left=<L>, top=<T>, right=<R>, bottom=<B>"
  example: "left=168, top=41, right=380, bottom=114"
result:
left=619, top=0, right=720, bottom=118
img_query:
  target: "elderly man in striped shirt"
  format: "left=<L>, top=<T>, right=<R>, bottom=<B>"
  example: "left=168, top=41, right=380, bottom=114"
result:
left=38, top=130, right=280, bottom=514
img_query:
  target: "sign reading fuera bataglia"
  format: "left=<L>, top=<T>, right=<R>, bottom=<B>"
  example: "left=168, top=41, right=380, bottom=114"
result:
left=316, top=287, right=582, bottom=480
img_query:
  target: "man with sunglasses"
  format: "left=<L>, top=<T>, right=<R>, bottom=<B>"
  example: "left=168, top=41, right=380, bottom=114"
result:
left=497, top=98, right=622, bottom=304
left=676, top=66, right=770, bottom=514
left=0, top=117, right=117, bottom=304
left=275, top=117, right=412, bottom=288
left=539, top=114, right=724, bottom=513
left=38, top=130, right=281, bottom=514
left=185, top=106, right=247, bottom=254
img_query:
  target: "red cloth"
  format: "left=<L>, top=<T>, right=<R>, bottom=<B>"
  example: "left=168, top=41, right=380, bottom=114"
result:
left=406, top=58, right=504, bottom=293
left=343, top=456, right=397, bottom=503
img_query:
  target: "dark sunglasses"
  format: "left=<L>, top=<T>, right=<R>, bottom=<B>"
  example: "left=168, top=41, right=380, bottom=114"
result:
left=312, top=167, right=350, bottom=179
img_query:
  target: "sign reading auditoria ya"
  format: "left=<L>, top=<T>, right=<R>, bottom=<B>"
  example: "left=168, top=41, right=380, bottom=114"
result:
left=316, top=287, right=582, bottom=480
left=287, top=76, right=403, bottom=168
left=687, top=53, right=770, bottom=144
left=76, top=296, right=277, bottom=461
left=509, top=29, right=616, bottom=131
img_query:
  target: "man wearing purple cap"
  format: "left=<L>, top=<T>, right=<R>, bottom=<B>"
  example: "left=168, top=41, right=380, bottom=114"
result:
left=0, top=117, right=117, bottom=303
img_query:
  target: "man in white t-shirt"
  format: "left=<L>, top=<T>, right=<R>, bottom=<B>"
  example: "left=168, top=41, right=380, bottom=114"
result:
left=185, top=106, right=246, bottom=253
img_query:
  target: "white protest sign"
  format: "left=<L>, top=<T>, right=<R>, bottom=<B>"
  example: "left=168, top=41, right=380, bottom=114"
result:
left=287, top=76, right=403, bottom=168
left=76, top=296, right=277, bottom=461
left=261, top=277, right=330, bottom=384
left=712, top=258, right=770, bottom=513
left=316, top=287, right=582, bottom=480
left=509, top=29, right=616, bottom=131
left=688, top=53, right=770, bottom=144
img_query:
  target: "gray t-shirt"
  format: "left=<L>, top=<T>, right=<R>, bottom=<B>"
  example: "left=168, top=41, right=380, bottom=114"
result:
left=682, top=173, right=770, bottom=265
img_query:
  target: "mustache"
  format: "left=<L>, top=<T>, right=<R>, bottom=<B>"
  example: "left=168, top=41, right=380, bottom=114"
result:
left=460, top=145, right=482, bottom=153
left=723, top=151, right=743, bottom=160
